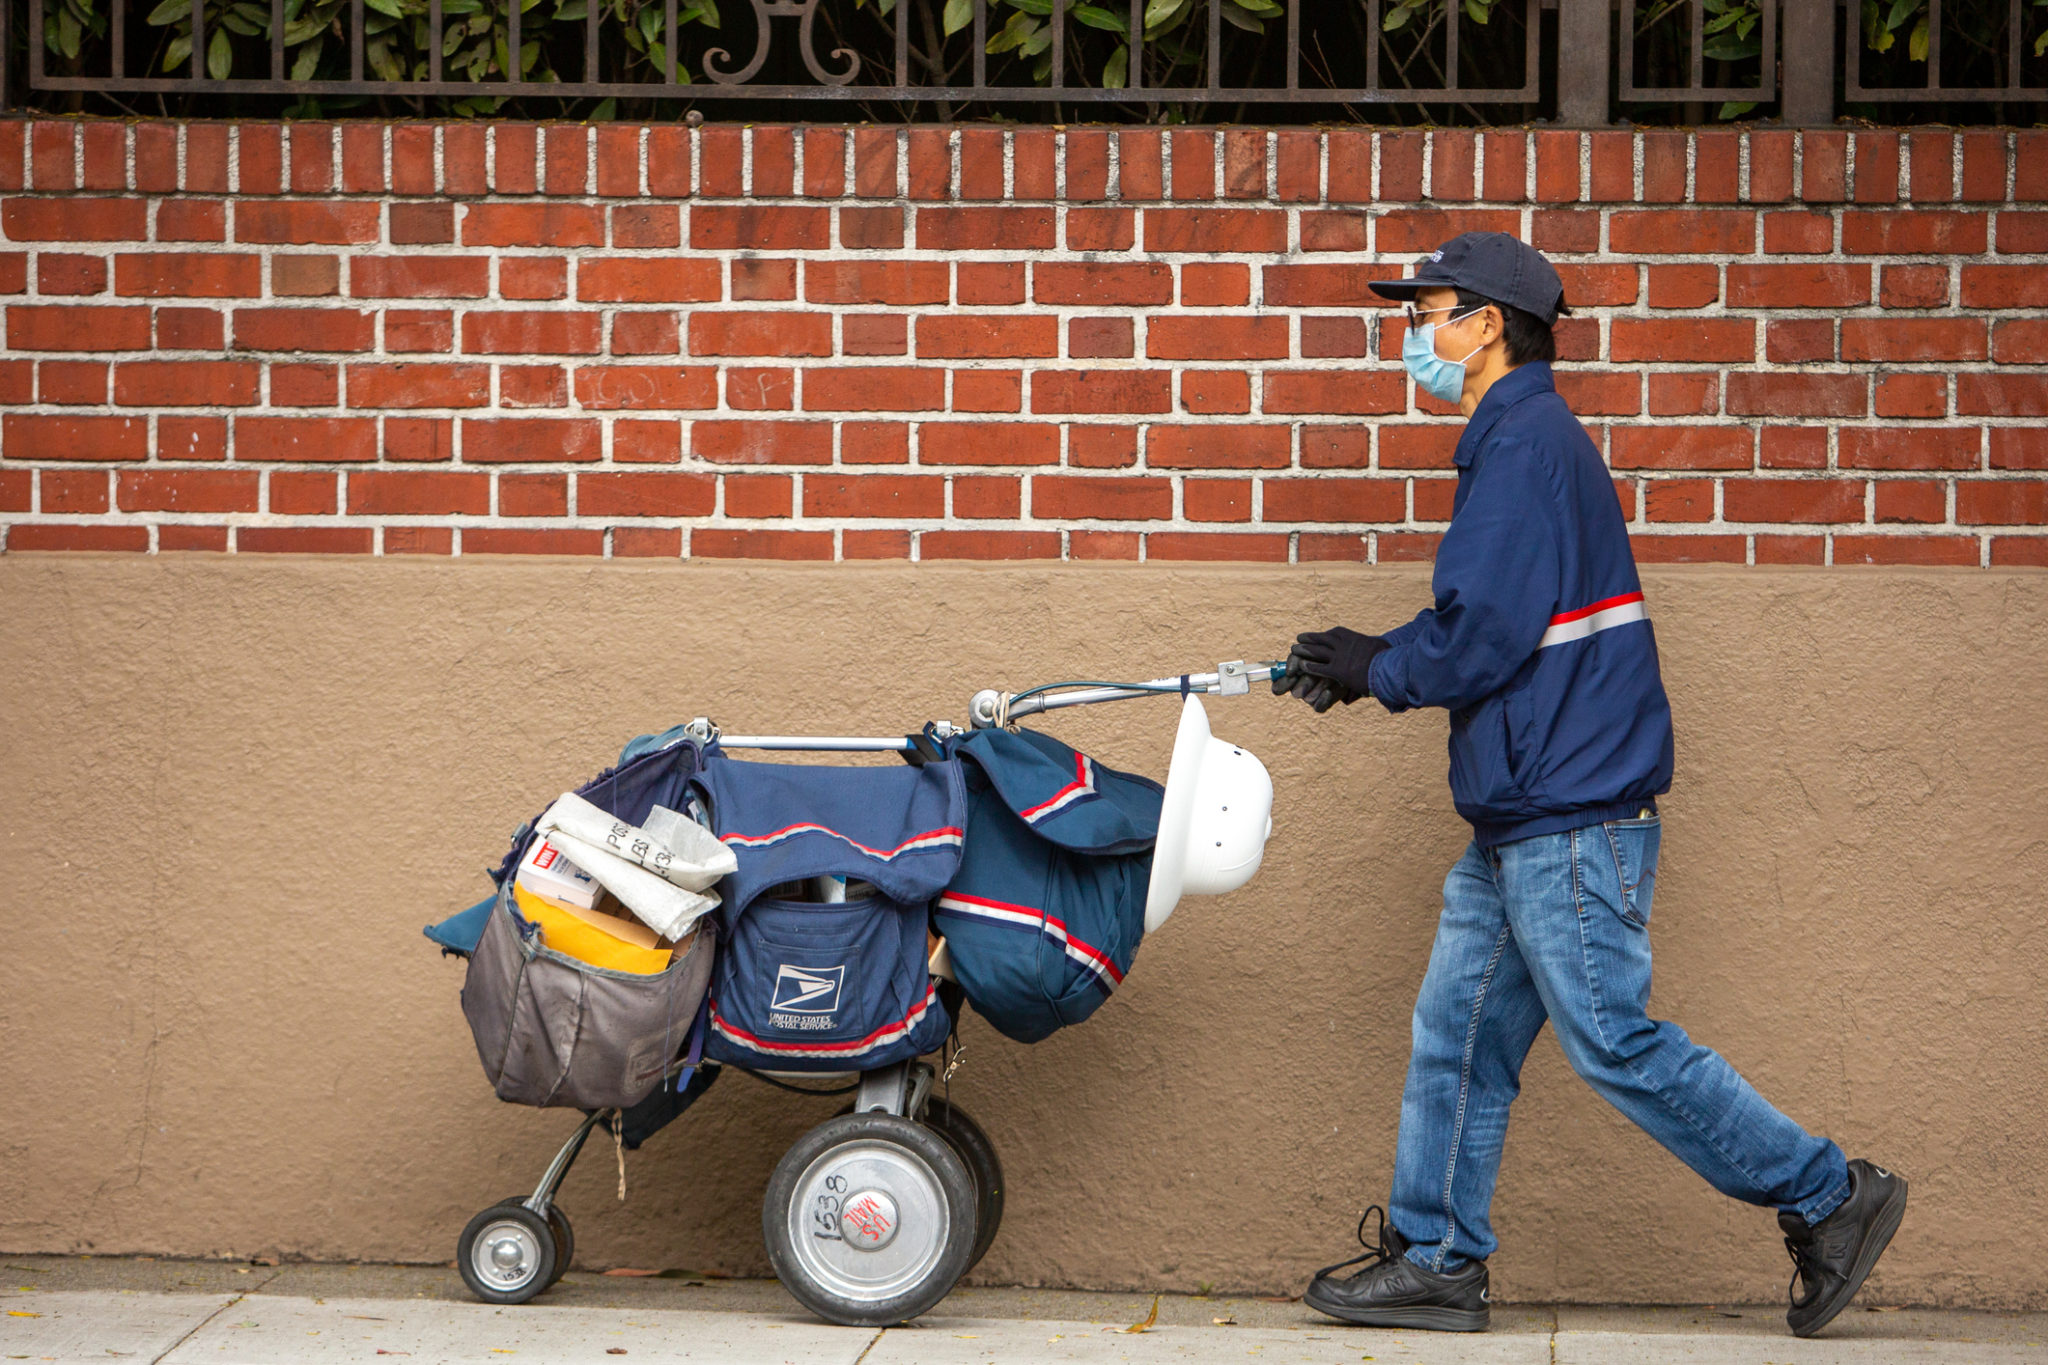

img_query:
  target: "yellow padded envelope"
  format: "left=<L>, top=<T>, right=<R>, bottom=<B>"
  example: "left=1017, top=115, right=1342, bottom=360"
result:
left=514, top=883, right=674, bottom=975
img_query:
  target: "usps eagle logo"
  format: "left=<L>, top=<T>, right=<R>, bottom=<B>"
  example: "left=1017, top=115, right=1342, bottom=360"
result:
left=772, top=964, right=845, bottom=1014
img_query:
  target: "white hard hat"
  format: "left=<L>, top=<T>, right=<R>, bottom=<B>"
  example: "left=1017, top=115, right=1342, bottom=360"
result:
left=1143, top=696, right=1275, bottom=933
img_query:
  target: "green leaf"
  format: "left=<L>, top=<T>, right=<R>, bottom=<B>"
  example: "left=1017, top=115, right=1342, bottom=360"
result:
left=368, top=35, right=403, bottom=77
left=1007, top=0, right=1053, bottom=13
left=1101, top=39, right=1127, bottom=85
left=1701, top=33, right=1756, bottom=58
left=1234, top=0, right=1284, bottom=15
left=552, top=0, right=584, bottom=16
left=1073, top=3, right=1123, bottom=28
left=1882, top=0, right=1916, bottom=31
left=637, top=5, right=657, bottom=40
left=1907, top=12, right=1927, bottom=58
left=942, top=0, right=970, bottom=34
left=1382, top=0, right=1420, bottom=32
left=1220, top=1, right=1261, bottom=30
left=1462, top=0, right=1488, bottom=23
left=207, top=24, right=232, bottom=76
left=291, top=35, right=322, bottom=76
left=220, top=11, right=260, bottom=32
left=1141, top=0, right=1180, bottom=25
left=647, top=36, right=667, bottom=70
left=590, top=94, right=617, bottom=117
left=2037, top=28, right=2048, bottom=57
left=1021, top=18, right=1052, bottom=53
left=145, top=0, right=190, bottom=26
left=697, top=0, right=719, bottom=24
left=1718, top=99, right=1757, bottom=118
left=1145, top=0, right=1192, bottom=34
left=163, top=31, right=191, bottom=66
left=364, top=0, right=402, bottom=16
left=985, top=10, right=1033, bottom=51
left=54, top=7, right=82, bottom=58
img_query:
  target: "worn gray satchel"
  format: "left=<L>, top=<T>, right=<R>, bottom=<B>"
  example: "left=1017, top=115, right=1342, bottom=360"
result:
left=462, top=879, right=717, bottom=1110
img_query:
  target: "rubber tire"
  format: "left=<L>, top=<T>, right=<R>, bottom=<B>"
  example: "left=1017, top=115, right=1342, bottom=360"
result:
left=923, top=1100, right=1004, bottom=1272
left=545, top=1205, right=575, bottom=1285
left=763, top=1111, right=977, bottom=1328
left=488, top=1198, right=574, bottom=1287
left=457, top=1201, right=557, bottom=1306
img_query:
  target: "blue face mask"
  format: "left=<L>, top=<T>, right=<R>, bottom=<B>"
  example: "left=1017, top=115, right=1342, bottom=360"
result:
left=1402, top=308, right=1486, bottom=404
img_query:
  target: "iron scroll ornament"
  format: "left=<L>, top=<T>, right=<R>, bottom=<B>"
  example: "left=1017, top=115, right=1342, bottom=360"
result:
left=704, top=0, right=859, bottom=86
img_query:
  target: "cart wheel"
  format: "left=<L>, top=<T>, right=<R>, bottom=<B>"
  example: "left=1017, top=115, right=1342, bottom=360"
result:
left=763, top=1112, right=976, bottom=1327
left=457, top=1201, right=557, bottom=1305
left=485, top=1198, right=575, bottom=1286
left=923, top=1100, right=1004, bottom=1272
left=544, top=1205, right=575, bottom=1285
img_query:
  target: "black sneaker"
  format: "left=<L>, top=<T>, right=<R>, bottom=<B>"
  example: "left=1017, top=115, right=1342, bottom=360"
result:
left=1303, top=1206, right=1489, bottom=1332
left=1781, top=1159, right=1909, bottom=1338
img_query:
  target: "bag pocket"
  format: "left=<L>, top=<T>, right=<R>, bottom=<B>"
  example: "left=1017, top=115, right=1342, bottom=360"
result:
left=461, top=883, right=716, bottom=1110
left=705, top=894, right=948, bottom=1072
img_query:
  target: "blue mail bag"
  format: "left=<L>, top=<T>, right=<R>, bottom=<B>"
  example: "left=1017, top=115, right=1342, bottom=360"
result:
left=934, top=729, right=1163, bottom=1044
left=690, top=753, right=964, bottom=1071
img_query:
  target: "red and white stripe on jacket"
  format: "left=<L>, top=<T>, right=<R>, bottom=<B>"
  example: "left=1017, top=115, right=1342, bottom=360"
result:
left=1016, top=753, right=1096, bottom=824
left=1537, top=591, right=1648, bottom=650
left=935, top=891, right=1125, bottom=992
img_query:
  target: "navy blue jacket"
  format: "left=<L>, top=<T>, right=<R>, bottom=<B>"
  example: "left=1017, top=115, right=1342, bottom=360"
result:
left=1366, top=362, right=1674, bottom=846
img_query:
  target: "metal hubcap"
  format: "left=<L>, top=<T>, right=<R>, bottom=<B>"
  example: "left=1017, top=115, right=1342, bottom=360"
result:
left=471, top=1219, right=541, bottom=1291
left=838, top=1189, right=900, bottom=1251
left=787, top=1141, right=948, bottom=1303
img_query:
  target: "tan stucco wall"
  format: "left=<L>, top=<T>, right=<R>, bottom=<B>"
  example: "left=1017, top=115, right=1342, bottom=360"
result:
left=2, top=557, right=2044, bottom=1308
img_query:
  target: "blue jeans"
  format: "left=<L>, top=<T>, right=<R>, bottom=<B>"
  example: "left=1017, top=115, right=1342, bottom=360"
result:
left=1389, top=817, right=1851, bottom=1271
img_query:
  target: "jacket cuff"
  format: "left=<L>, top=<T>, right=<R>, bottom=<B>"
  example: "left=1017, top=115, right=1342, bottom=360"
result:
left=1367, top=648, right=1409, bottom=713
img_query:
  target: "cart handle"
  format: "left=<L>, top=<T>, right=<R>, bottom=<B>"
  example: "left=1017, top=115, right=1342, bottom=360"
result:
left=690, top=659, right=1286, bottom=753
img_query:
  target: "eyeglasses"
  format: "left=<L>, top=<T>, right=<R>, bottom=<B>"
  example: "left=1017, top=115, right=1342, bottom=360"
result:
left=1403, top=303, right=1485, bottom=328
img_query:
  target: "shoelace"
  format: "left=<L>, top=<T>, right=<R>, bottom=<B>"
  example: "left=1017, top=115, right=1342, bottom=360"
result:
left=1313, top=1204, right=1396, bottom=1283
left=1783, top=1230, right=1823, bottom=1310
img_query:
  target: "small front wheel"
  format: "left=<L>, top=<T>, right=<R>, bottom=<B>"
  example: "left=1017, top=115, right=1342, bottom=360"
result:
left=457, top=1201, right=556, bottom=1305
left=483, top=1197, right=575, bottom=1288
left=764, top=1112, right=976, bottom=1327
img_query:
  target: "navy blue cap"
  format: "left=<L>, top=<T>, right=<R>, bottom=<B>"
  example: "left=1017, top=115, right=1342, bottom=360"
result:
left=1368, top=231, right=1566, bottom=325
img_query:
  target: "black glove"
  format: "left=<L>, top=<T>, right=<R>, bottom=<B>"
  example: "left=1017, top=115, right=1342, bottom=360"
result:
left=1292, top=627, right=1390, bottom=703
left=1271, top=644, right=1353, bottom=714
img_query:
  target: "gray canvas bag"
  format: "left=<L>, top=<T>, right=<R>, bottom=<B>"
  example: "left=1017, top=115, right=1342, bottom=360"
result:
left=462, top=877, right=717, bottom=1110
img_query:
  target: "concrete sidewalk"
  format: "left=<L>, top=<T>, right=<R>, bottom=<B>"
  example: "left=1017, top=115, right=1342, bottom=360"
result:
left=2, top=1257, right=2042, bottom=1365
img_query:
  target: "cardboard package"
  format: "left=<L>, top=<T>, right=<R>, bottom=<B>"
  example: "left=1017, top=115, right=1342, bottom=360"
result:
left=516, top=837, right=602, bottom=911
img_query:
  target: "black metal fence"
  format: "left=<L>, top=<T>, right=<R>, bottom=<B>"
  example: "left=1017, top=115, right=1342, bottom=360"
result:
left=11, top=0, right=2046, bottom=123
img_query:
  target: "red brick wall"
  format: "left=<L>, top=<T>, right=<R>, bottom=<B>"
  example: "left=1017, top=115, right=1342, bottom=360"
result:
left=1, top=119, right=2043, bottom=565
